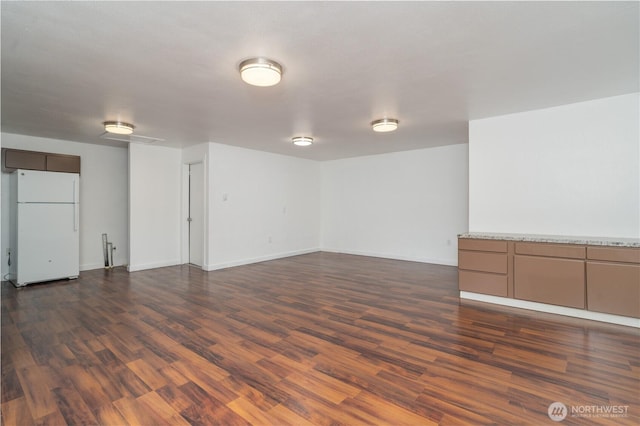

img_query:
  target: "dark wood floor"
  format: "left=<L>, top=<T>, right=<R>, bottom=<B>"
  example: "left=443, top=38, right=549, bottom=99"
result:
left=2, top=252, right=638, bottom=425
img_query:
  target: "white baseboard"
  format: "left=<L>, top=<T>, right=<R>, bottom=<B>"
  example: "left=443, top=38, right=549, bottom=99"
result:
left=91, top=248, right=456, bottom=274
left=80, top=262, right=108, bottom=271
left=80, top=263, right=128, bottom=272
left=205, top=248, right=320, bottom=271
left=320, top=247, right=458, bottom=267
left=127, top=259, right=181, bottom=272
left=460, top=291, right=640, bottom=328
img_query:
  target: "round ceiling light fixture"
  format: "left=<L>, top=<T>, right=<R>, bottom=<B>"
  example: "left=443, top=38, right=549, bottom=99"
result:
left=103, top=121, right=135, bottom=135
left=292, top=136, right=313, bottom=147
left=239, top=57, right=282, bottom=87
left=371, top=118, right=399, bottom=133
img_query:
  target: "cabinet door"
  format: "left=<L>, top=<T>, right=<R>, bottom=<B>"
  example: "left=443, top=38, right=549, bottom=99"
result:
left=4, top=149, right=46, bottom=171
left=514, top=256, right=585, bottom=308
left=587, top=262, right=640, bottom=318
left=46, top=154, right=81, bottom=173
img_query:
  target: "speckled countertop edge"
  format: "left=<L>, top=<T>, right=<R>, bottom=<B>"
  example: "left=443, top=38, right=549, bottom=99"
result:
left=458, top=232, right=640, bottom=248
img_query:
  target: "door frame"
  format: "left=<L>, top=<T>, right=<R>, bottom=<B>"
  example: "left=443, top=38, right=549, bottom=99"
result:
left=180, top=158, right=208, bottom=269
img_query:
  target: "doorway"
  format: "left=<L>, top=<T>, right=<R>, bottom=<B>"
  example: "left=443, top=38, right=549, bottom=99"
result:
left=188, top=162, right=204, bottom=267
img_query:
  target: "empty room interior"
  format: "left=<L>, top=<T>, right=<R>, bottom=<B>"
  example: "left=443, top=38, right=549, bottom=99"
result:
left=1, top=2, right=639, bottom=425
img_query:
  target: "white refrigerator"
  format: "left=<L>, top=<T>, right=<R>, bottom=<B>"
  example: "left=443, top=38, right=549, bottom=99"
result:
left=10, top=169, right=80, bottom=287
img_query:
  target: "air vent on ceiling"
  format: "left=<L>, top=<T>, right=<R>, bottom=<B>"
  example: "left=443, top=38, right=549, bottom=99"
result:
left=100, top=132, right=165, bottom=144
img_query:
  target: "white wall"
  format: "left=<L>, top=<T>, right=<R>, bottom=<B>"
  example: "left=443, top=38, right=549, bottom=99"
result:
left=321, top=144, right=469, bottom=266
left=207, top=143, right=321, bottom=270
left=1, top=133, right=129, bottom=273
left=1, top=133, right=468, bottom=276
left=128, top=143, right=182, bottom=271
left=469, top=93, right=640, bottom=238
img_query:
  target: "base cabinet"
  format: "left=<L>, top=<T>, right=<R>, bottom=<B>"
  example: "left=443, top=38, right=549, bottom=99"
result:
left=458, top=239, right=508, bottom=297
left=458, top=236, right=639, bottom=319
left=587, top=262, right=640, bottom=317
left=514, top=256, right=585, bottom=309
left=586, top=246, right=640, bottom=317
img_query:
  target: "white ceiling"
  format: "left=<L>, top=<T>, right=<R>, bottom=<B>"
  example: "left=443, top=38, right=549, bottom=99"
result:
left=1, top=1, right=638, bottom=161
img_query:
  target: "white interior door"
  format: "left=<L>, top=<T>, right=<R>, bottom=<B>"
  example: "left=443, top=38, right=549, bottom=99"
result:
left=188, top=162, right=204, bottom=267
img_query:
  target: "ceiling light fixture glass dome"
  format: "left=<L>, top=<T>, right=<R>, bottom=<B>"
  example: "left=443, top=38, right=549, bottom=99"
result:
left=239, top=57, right=283, bottom=87
left=292, top=136, right=313, bottom=147
left=371, top=118, right=399, bottom=132
left=103, top=121, right=135, bottom=135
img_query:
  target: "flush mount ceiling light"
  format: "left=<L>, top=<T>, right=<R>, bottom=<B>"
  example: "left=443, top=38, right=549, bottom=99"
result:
left=371, top=118, right=399, bottom=133
left=292, top=136, right=313, bottom=147
left=239, top=57, right=282, bottom=87
left=103, top=121, right=135, bottom=135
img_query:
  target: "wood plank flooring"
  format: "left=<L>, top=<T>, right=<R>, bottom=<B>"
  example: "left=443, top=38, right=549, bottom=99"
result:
left=2, top=252, right=639, bottom=425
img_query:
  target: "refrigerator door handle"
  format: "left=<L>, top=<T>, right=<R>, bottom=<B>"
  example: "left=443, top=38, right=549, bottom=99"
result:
left=72, top=177, right=79, bottom=231
left=74, top=203, right=79, bottom=231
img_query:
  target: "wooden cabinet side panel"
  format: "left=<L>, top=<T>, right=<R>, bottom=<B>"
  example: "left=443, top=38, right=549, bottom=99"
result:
left=459, top=251, right=508, bottom=274
left=459, top=270, right=508, bottom=297
left=587, top=262, right=640, bottom=318
left=587, top=247, right=640, bottom=264
left=514, top=256, right=585, bottom=309
left=515, top=242, right=585, bottom=259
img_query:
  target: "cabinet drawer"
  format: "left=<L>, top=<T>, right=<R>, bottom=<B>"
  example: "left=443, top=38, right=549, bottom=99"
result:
left=458, top=239, right=507, bottom=253
left=459, top=251, right=507, bottom=274
left=587, top=247, right=640, bottom=264
left=515, top=242, right=585, bottom=259
left=587, top=262, right=640, bottom=318
left=459, top=270, right=508, bottom=297
left=514, top=256, right=585, bottom=309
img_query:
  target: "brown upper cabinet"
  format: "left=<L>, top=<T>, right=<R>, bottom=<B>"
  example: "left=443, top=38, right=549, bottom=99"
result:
left=2, top=148, right=81, bottom=174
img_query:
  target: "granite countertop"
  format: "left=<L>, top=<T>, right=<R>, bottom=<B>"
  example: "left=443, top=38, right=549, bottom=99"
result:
left=458, top=232, right=640, bottom=248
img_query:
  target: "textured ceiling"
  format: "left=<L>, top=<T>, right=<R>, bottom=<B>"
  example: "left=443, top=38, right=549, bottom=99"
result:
left=1, top=1, right=638, bottom=160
